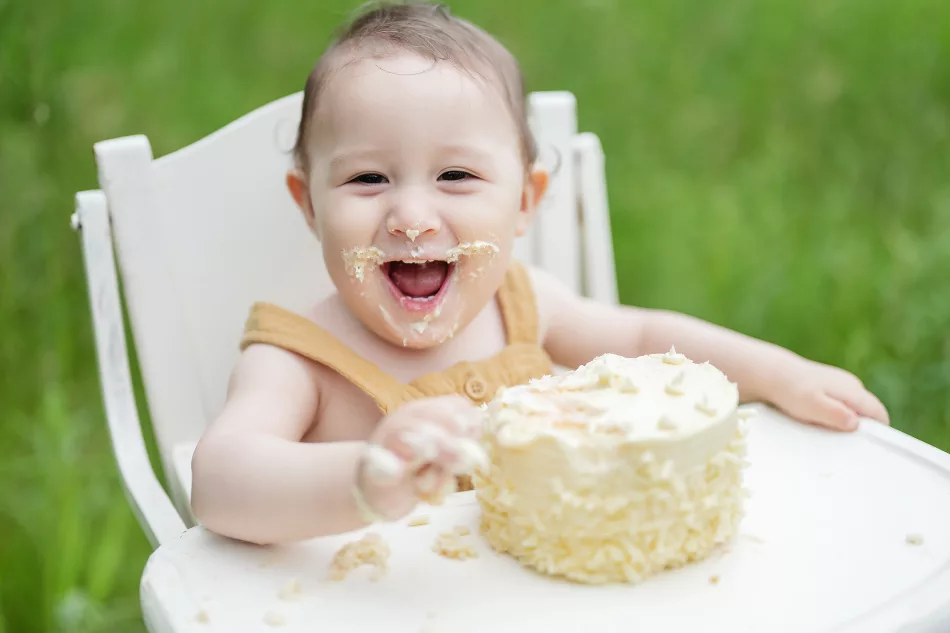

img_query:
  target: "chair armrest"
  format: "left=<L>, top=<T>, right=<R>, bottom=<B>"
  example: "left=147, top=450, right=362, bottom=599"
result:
left=73, top=190, right=186, bottom=549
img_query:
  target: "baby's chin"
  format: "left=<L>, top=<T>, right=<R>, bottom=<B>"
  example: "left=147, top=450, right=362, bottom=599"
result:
left=371, top=312, right=463, bottom=351
left=331, top=285, right=455, bottom=349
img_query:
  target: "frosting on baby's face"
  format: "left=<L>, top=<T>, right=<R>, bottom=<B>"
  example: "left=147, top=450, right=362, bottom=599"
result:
left=286, top=51, right=547, bottom=349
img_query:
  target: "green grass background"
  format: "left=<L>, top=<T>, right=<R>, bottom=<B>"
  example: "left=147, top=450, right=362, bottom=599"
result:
left=2, top=0, right=949, bottom=630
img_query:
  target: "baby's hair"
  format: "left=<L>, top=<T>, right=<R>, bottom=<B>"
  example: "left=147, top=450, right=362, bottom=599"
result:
left=291, top=1, right=538, bottom=174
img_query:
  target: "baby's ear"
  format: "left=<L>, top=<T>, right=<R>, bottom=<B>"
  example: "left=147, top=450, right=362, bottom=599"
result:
left=516, top=167, right=549, bottom=237
left=286, top=169, right=322, bottom=240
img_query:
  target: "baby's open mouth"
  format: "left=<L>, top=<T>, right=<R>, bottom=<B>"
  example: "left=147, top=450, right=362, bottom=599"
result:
left=382, top=260, right=453, bottom=312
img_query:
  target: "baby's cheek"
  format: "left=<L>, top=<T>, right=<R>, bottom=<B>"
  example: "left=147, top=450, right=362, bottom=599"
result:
left=448, top=192, right=522, bottom=242
left=320, top=196, right=384, bottom=248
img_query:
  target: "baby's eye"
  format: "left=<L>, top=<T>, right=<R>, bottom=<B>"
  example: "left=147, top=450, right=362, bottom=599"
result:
left=438, top=170, right=474, bottom=182
left=351, top=173, right=388, bottom=185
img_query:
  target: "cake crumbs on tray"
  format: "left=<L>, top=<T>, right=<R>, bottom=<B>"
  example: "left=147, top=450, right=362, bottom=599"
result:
left=195, top=609, right=210, bottom=624
left=329, top=532, right=391, bottom=581
left=708, top=575, right=721, bottom=585
left=906, top=533, right=924, bottom=546
left=741, top=533, right=766, bottom=544
left=277, top=578, right=302, bottom=601
left=433, top=528, right=478, bottom=560
left=264, top=609, right=286, bottom=627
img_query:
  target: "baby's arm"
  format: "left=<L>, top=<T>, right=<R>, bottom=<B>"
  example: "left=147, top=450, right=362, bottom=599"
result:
left=190, top=343, right=376, bottom=544
left=531, top=267, right=888, bottom=431
left=191, top=344, right=480, bottom=544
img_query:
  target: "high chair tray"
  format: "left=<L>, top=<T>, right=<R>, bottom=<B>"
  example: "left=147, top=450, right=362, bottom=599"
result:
left=140, top=405, right=950, bottom=633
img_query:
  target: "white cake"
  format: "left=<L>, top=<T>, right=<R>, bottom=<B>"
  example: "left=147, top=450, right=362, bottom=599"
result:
left=473, top=349, right=751, bottom=584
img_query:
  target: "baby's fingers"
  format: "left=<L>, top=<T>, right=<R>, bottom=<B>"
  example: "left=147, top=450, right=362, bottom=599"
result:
left=780, top=389, right=857, bottom=431
left=360, top=444, right=406, bottom=485
left=413, top=463, right=454, bottom=497
left=401, top=425, right=486, bottom=474
left=836, top=388, right=890, bottom=425
left=798, top=392, right=859, bottom=431
left=401, top=425, right=456, bottom=467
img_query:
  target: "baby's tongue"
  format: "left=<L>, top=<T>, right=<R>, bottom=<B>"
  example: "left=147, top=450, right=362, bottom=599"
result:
left=388, top=261, right=448, bottom=298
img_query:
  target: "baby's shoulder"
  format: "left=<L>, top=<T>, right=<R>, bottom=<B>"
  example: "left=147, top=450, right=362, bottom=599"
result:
left=521, top=263, right=583, bottom=335
left=232, top=297, right=403, bottom=439
left=230, top=297, right=346, bottom=402
left=229, top=338, right=324, bottom=403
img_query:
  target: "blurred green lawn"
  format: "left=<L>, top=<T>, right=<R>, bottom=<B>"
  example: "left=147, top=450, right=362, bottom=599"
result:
left=2, top=0, right=949, bottom=630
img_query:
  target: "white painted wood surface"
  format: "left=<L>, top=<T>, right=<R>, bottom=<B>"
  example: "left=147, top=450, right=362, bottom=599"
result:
left=140, top=406, right=950, bottom=633
left=85, top=90, right=616, bottom=531
left=574, top=132, right=618, bottom=305
left=93, top=94, right=321, bottom=519
left=74, top=191, right=187, bottom=548
left=525, top=92, right=580, bottom=294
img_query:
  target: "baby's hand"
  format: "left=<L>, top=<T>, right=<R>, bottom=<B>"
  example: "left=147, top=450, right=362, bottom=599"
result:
left=354, top=396, right=485, bottom=522
left=769, top=357, right=889, bottom=432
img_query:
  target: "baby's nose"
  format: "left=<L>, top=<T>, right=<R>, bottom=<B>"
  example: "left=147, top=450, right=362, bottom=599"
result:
left=385, top=189, right=442, bottom=240
left=388, top=222, right=438, bottom=242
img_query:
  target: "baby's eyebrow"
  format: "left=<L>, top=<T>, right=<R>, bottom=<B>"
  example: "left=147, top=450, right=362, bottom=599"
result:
left=326, top=144, right=498, bottom=172
left=438, top=144, right=494, bottom=164
left=329, top=149, right=379, bottom=170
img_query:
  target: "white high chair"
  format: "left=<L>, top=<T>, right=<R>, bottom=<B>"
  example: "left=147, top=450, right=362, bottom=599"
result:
left=73, top=91, right=950, bottom=633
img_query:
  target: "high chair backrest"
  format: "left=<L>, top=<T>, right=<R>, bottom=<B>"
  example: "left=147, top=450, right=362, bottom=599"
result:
left=90, top=90, right=616, bottom=522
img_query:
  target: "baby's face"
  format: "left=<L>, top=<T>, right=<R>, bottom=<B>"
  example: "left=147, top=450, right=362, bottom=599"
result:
left=290, top=52, right=545, bottom=349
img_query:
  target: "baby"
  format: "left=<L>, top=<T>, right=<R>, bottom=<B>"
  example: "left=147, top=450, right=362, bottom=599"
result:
left=190, top=1, right=889, bottom=545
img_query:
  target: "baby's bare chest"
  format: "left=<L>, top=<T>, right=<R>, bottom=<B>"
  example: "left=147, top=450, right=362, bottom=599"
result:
left=302, top=308, right=509, bottom=443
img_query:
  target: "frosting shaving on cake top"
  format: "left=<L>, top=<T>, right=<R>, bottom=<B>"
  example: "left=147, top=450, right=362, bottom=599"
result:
left=483, top=350, right=739, bottom=446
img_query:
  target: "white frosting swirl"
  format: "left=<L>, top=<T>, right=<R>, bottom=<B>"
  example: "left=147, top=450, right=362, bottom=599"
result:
left=484, top=352, right=739, bottom=457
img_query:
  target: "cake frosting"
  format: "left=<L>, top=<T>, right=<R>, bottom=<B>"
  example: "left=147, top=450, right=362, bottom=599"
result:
left=473, top=350, right=751, bottom=584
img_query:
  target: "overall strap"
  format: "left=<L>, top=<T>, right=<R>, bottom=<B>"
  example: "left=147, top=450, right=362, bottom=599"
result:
left=241, top=302, right=422, bottom=413
left=496, top=261, right=540, bottom=345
